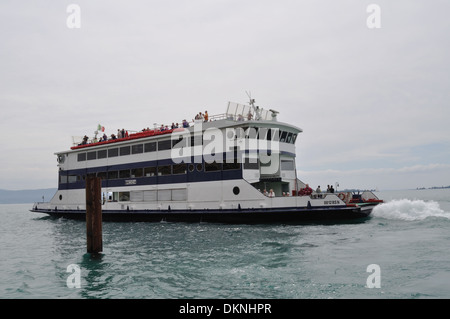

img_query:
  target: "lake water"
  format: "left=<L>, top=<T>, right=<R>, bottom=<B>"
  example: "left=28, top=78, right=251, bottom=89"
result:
left=1, top=189, right=449, bottom=300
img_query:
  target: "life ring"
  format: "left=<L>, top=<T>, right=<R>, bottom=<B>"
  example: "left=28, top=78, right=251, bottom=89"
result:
left=338, top=193, right=346, bottom=201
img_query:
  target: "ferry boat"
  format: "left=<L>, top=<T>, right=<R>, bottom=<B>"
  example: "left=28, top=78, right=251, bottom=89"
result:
left=31, top=100, right=383, bottom=223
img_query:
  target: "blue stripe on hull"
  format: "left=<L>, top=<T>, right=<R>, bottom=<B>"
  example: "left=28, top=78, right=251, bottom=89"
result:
left=31, top=206, right=372, bottom=224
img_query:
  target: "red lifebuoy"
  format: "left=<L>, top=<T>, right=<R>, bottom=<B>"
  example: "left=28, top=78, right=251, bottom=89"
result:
left=338, top=193, right=346, bottom=201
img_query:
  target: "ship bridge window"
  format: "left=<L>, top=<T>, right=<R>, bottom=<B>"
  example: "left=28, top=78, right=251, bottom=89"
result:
left=132, top=144, right=143, bottom=154
left=291, top=134, right=297, bottom=144
left=120, top=146, right=131, bottom=156
left=285, top=133, right=294, bottom=144
left=77, top=153, right=86, bottom=162
left=245, top=127, right=258, bottom=139
left=108, top=148, right=118, bottom=158
left=59, top=175, right=68, bottom=184
left=98, top=150, right=107, bottom=159
left=279, top=131, right=287, bottom=142
left=87, top=151, right=97, bottom=160
left=144, top=142, right=156, bottom=152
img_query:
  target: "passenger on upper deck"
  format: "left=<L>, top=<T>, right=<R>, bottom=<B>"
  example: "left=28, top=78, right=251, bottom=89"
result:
left=298, top=184, right=313, bottom=196
left=182, top=119, right=190, bottom=128
left=204, top=111, right=209, bottom=122
left=82, top=135, right=89, bottom=145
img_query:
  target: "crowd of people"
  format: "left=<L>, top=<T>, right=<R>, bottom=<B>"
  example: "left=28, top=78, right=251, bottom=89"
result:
left=257, top=184, right=337, bottom=198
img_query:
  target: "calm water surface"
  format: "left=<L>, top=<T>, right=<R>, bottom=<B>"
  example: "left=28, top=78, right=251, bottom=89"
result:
left=1, top=189, right=450, bottom=299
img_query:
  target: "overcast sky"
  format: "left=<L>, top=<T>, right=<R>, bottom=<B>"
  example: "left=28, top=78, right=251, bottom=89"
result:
left=1, top=0, right=449, bottom=191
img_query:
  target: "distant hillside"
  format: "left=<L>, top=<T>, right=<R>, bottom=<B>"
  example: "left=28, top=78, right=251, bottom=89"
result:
left=0, top=188, right=57, bottom=204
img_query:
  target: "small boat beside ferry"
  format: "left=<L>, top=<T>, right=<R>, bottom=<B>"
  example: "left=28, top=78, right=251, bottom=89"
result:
left=31, top=100, right=383, bottom=223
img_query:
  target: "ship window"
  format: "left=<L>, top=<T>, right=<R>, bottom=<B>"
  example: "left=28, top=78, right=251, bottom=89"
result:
left=223, top=158, right=241, bottom=170
left=158, top=140, right=172, bottom=151
left=172, top=136, right=186, bottom=148
left=266, top=129, right=272, bottom=141
left=188, top=164, right=195, bottom=172
left=172, top=163, right=187, bottom=175
left=108, top=148, right=118, bottom=158
left=196, top=163, right=203, bottom=171
left=59, top=175, right=68, bottom=184
left=108, top=171, right=118, bottom=179
left=144, top=167, right=156, bottom=177
left=244, top=157, right=259, bottom=170
left=293, top=134, right=298, bottom=144
left=68, top=175, right=78, bottom=183
left=97, top=150, right=107, bottom=159
left=120, top=146, right=131, bottom=156
left=258, top=128, right=268, bottom=140
left=144, top=142, right=156, bottom=152
left=158, top=165, right=171, bottom=176
left=87, top=151, right=97, bottom=160
left=285, top=132, right=293, bottom=144
left=246, top=127, right=258, bottom=139
left=97, top=171, right=107, bottom=179
left=131, top=168, right=143, bottom=178
left=132, top=144, right=143, bottom=154
left=280, top=131, right=287, bottom=142
left=77, top=153, right=86, bottom=162
left=191, top=135, right=203, bottom=147
left=205, top=161, right=222, bottom=172
left=119, top=169, right=131, bottom=179
left=118, top=192, right=130, bottom=201
left=281, top=160, right=295, bottom=171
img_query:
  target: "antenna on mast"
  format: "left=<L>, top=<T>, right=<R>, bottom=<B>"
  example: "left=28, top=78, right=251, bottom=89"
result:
left=246, top=90, right=255, bottom=107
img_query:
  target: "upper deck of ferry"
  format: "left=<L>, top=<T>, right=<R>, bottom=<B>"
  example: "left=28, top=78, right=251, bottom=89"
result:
left=68, top=102, right=302, bottom=153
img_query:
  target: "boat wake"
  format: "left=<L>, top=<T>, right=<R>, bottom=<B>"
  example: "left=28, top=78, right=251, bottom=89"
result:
left=372, top=199, right=450, bottom=221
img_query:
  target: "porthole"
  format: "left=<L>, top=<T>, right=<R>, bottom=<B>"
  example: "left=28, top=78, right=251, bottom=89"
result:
left=59, top=194, right=63, bottom=200
left=196, top=163, right=203, bottom=171
left=233, top=186, right=240, bottom=195
left=188, top=164, right=195, bottom=172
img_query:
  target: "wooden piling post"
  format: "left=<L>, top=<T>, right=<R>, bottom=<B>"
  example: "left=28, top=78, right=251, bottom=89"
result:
left=86, top=176, right=102, bottom=254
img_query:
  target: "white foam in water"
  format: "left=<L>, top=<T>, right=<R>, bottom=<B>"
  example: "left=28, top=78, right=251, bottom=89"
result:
left=372, top=199, right=450, bottom=221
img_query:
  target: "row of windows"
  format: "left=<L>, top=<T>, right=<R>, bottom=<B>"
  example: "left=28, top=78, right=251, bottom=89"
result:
left=77, top=128, right=297, bottom=162
left=78, top=141, right=160, bottom=162
left=60, top=161, right=242, bottom=184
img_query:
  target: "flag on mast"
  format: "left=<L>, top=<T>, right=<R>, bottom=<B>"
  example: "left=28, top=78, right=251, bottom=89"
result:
left=97, top=124, right=105, bottom=132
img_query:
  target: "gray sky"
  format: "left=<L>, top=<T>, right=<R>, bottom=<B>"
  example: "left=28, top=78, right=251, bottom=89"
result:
left=1, top=0, right=449, bottom=190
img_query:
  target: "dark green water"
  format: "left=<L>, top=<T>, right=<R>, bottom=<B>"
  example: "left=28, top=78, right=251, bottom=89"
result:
left=1, top=189, right=450, bottom=299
